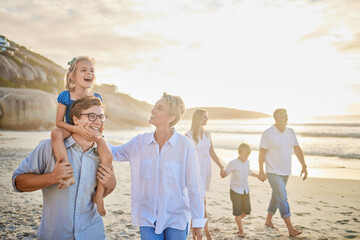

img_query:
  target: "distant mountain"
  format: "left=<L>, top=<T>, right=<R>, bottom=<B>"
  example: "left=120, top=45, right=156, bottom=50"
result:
left=183, top=107, right=270, bottom=120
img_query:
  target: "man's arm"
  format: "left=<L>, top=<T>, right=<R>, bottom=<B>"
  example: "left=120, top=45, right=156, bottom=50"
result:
left=15, top=159, right=74, bottom=192
left=294, top=145, right=308, bottom=181
left=258, top=148, right=267, bottom=182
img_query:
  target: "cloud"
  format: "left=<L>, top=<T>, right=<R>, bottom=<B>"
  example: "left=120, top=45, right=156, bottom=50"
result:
left=337, top=33, right=360, bottom=53
left=0, top=0, right=176, bottom=70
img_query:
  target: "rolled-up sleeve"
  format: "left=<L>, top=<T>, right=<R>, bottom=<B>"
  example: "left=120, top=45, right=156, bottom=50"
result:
left=12, top=140, right=51, bottom=192
left=185, top=143, right=207, bottom=228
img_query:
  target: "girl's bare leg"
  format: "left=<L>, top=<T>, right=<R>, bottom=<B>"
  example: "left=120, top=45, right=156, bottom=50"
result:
left=51, top=128, right=75, bottom=189
left=94, top=137, right=113, bottom=216
left=204, top=198, right=212, bottom=240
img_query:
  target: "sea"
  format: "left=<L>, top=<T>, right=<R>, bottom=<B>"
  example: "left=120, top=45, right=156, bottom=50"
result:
left=1, top=115, right=359, bottom=180
left=104, top=115, right=360, bottom=180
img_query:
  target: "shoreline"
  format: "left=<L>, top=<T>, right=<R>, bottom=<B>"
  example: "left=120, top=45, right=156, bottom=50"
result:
left=1, top=130, right=360, bottom=181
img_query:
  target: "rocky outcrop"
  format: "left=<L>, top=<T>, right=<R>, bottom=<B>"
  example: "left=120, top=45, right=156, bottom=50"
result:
left=0, top=40, right=65, bottom=93
left=0, top=88, right=57, bottom=130
left=0, top=86, right=152, bottom=131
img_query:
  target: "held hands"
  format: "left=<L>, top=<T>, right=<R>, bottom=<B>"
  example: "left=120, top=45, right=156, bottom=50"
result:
left=220, top=169, right=226, bottom=178
left=258, top=171, right=267, bottom=182
left=52, top=159, right=74, bottom=187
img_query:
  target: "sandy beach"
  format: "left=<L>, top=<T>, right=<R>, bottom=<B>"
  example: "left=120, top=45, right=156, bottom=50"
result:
left=1, top=131, right=360, bottom=239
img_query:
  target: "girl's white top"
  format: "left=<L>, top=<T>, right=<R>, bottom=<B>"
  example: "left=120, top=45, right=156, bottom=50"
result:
left=186, top=130, right=212, bottom=192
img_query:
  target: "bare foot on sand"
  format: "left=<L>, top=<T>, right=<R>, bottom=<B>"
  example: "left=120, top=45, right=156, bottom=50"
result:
left=237, top=231, right=245, bottom=238
left=289, top=229, right=302, bottom=237
left=265, top=221, right=278, bottom=229
left=58, top=176, right=75, bottom=189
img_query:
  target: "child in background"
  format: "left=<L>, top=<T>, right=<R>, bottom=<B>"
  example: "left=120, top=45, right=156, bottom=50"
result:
left=51, top=56, right=113, bottom=216
left=220, top=143, right=259, bottom=238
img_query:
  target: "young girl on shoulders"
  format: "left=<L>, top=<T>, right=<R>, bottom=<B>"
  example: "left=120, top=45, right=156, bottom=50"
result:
left=51, top=56, right=113, bottom=216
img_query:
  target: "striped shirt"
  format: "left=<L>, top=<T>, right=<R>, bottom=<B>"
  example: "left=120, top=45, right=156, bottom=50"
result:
left=109, top=129, right=206, bottom=234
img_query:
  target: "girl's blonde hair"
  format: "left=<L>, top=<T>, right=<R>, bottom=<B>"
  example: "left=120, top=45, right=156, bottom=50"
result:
left=161, top=92, right=185, bottom=127
left=190, top=109, right=207, bottom=144
left=65, top=56, right=95, bottom=92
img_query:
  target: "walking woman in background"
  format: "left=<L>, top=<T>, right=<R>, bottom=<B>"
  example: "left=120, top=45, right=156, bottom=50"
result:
left=186, top=109, right=225, bottom=240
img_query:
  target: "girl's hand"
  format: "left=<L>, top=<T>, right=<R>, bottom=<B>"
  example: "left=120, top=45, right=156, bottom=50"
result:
left=76, top=123, right=95, bottom=141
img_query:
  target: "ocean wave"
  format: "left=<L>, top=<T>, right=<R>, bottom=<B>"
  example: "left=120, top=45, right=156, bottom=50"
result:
left=303, top=152, right=360, bottom=160
left=214, top=145, right=360, bottom=160
left=210, top=130, right=360, bottom=138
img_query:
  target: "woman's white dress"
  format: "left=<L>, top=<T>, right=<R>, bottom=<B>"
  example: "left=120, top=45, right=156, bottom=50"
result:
left=186, top=131, right=212, bottom=192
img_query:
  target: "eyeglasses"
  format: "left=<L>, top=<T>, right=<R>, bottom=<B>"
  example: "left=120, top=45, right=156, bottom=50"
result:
left=80, top=113, right=107, bottom=123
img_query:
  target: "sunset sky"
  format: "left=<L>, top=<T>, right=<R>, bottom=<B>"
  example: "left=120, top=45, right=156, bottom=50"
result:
left=1, top=0, right=360, bottom=117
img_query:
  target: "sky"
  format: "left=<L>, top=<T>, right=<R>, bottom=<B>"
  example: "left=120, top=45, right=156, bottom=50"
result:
left=1, top=0, right=360, bottom=118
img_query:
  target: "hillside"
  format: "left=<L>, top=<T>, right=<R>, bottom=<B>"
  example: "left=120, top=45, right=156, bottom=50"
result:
left=183, top=107, right=270, bottom=120
left=0, top=36, right=152, bottom=130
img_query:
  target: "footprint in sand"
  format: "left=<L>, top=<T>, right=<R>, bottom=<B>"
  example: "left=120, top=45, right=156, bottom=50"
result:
left=340, top=212, right=353, bottom=216
left=294, top=212, right=311, bottom=216
left=296, top=201, right=310, bottom=206
left=353, top=218, right=359, bottom=222
left=344, top=235, right=359, bottom=239
left=336, top=219, right=349, bottom=225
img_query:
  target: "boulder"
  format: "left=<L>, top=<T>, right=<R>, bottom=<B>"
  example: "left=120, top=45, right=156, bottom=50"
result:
left=0, top=87, right=57, bottom=130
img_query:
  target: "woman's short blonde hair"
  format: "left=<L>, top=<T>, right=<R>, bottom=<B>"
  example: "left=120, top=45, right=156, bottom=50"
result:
left=161, top=92, right=185, bottom=127
left=65, top=56, right=95, bottom=92
left=238, top=143, right=251, bottom=155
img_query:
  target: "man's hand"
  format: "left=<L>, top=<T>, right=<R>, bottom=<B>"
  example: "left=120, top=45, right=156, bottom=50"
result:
left=52, top=159, right=73, bottom=185
left=258, top=171, right=267, bottom=182
left=301, top=166, right=308, bottom=181
left=193, top=228, right=203, bottom=240
left=97, top=164, right=116, bottom=189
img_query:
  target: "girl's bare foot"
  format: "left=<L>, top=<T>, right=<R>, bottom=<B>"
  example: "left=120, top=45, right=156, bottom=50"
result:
left=58, top=176, right=75, bottom=189
left=237, top=231, right=245, bottom=238
left=289, top=229, right=302, bottom=237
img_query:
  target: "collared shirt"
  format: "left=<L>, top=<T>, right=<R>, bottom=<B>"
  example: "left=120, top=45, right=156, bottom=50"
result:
left=109, top=129, right=206, bottom=234
left=224, top=158, right=252, bottom=194
left=260, top=125, right=299, bottom=175
left=12, top=137, right=105, bottom=240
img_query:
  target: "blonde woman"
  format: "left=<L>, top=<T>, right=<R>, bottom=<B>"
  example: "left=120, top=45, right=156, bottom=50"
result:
left=110, top=93, right=206, bottom=240
left=186, top=109, right=224, bottom=240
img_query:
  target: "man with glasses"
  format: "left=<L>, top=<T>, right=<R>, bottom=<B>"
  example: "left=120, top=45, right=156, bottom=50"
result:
left=12, top=96, right=116, bottom=240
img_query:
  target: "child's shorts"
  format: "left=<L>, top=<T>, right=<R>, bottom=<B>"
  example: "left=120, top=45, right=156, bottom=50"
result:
left=230, top=189, right=251, bottom=216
